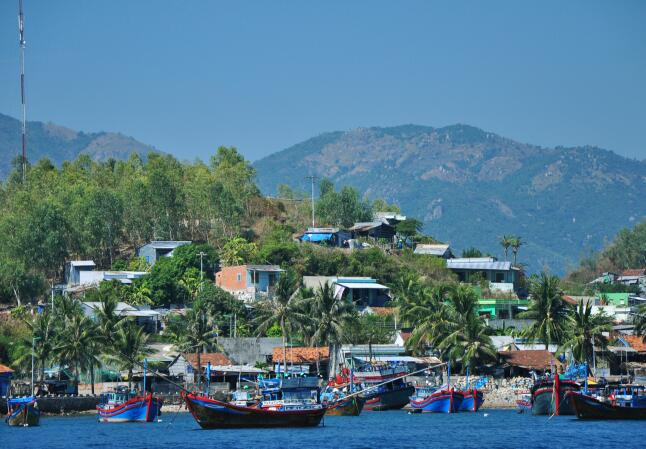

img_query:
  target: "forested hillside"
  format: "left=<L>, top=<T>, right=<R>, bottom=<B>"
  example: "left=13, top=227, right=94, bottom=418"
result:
left=254, top=124, right=646, bottom=274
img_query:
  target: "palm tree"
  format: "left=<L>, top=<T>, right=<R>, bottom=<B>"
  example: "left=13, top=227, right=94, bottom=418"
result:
left=561, top=302, right=613, bottom=365
left=402, top=283, right=452, bottom=354
left=634, top=304, right=646, bottom=340
left=95, top=292, right=123, bottom=343
left=520, top=272, right=572, bottom=350
left=54, top=314, right=102, bottom=390
left=27, top=311, right=55, bottom=382
left=309, top=282, right=355, bottom=378
left=108, top=321, right=151, bottom=390
left=253, top=273, right=309, bottom=375
left=510, top=236, right=523, bottom=265
left=173, top=299, right=220, bottom=386
left=500, top=235, right=514, bottom=261
left=128, top=282, right=154, bottom=306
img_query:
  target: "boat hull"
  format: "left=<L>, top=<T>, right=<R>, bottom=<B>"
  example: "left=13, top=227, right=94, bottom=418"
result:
left=362, top=385, right=416, bottom=411
left=97, top=395, right=162, bottom=423
left=531, top=380, right=579, bottom=416
left=459, top=389, right=484, bottom=412
left=325, top=397, right=365, bottom=416
left=184, top=393, right=325, bottom=429
left=6, top=402, right=40, bottom=427
left=410, top=390, right=463, bottom=413
left=568, top=392, right=646, bottom=420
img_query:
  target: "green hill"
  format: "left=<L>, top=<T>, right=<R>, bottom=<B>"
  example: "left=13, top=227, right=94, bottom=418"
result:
left=254, top=124, right=646, bottom=274
left=0, top=113, right=158, bottom=178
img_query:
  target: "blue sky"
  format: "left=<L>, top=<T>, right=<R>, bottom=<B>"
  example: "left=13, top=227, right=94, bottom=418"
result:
left=0, top=1, right=644, bottom=162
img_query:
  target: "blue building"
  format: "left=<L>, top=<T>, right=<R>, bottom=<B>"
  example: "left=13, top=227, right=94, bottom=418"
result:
left=136, top=241, right=191, bottom=265
left=0, top=364, right=14, bottom=397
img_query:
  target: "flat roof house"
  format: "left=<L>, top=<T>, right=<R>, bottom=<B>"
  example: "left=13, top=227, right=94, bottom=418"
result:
left=302, top=276, right=391, bottom=308
left=65, top=260, right=147, bottom=288
left=215, top=265, right=283, bottom=302
left=447, top=257, right=519, bottom=292
left=299, top=227, right=352, bottom=248
left=136, top=241, right=191, bottom=265
left=413, top=243, right=454, bottom=258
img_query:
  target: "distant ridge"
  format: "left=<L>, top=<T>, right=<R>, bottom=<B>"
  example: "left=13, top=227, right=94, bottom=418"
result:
left=254, top=124, right=646, bottom=274
left=0, top=113, right=159, bottom=179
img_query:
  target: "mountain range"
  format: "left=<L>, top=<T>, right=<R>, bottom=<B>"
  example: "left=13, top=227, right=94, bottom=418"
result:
left=0, top=113, right=156, bottom=179
left=2, top=112, right=644, bottom=275
left=253, top=125, right=646, bottom=274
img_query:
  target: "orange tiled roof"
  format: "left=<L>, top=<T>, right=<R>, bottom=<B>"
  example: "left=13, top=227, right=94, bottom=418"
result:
left=562, top=295, right=578, bottom=305
left=272, top=347, right=329, bottom=363
left=184, top=352, right=232, bottom=368
left=0, top=364, right=14, bottom=373
left=499, top=350, right=562, bottom=370
left=622, top=269, right=645, bottom=277
left=369, top=307, right=396, bottom=316
left=399, top=331, right=412, bottom=342
left=624, top=335, right=646, bottom=353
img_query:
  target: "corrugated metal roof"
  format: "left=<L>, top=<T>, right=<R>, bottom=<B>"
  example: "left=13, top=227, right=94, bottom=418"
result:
left=70, top=260, right=96, bottom=267
left=246, top=265, right=284, bottom=272
left=447, top=259, right=511, bottom=270
left=414, top=244, right=450, bottom=255
left=337, top=282, right=389, bottom=290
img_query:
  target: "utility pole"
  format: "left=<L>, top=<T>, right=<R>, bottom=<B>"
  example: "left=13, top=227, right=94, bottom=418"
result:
left=31, top=336, right=37, bottom=395
left=198, top=251, right=207, bottom=291
left=18, top=0, right=27, bottom=183
left=305, top=175, right=318, bottom=228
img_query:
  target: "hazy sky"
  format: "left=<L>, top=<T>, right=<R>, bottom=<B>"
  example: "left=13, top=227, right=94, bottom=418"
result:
left=0, top=1, right=644, bottom=162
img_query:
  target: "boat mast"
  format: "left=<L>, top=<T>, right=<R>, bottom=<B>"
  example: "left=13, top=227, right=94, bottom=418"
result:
left=18, top=0, right=28, bottom=183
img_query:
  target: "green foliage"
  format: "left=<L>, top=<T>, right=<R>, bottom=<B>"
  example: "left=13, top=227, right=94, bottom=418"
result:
left=221, top=237, right=258, bottom=266
left=461, top=247, right=484, bottom=258
left=315, top=179, right=372, bottom=228
left=266, top=323, right=282, bottom=337
left=396, top=219, right=423, bottom=238
left=560, top=302, right=613, bottom=364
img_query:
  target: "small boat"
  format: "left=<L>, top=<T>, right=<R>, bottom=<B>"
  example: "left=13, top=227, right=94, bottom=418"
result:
left=531, top=375, right=580, bottom=415
left=97, top=387, right=162, bottom=423
left=354, top=365, right=415, bottom=411
left=409, top=387, right=463, bottom=413
left=458, top=388, right=484, bottom=412
left=515, top=392, right=532, bottom=413
left=325, top=396, right=365, bottom=416
left=5, top=397, right=40, bottom=427
left=183, top=376, right=325, bottom=429
left=568, top=386, right=646, bottom=420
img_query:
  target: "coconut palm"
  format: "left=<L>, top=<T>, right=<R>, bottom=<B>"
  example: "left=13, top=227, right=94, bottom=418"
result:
left=95, top=291, right=123, bottom=343
left=403, top=283, right=453, bottom=354
left=26, top=311, right=55, bottom=382
left=128, top=282, right=154, bottom=306
left=108, top=320, right=151, bottom=390
left=253, top=273, right=310, bottom=375
left=510, top=236, right=523, bottom=265
left=519, top=272, right=572, bottom=350
left=54, top=314, right=102, bottom=390
left=500, top=235, right=514, bottom=261
left=634, top=304, right=646, bottom=340
left=561, top=302, right=613, bottom=365
left=309, top=282, right=355, bottom=377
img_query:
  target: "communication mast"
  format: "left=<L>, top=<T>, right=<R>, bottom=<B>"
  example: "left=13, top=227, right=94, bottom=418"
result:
left=18, top=0, right=27, bottom=182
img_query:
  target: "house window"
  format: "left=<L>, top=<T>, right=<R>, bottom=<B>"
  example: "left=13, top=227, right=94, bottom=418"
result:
left=237, top=273, right=242, bottom=282
left=495, top=272, right=505, bottom=283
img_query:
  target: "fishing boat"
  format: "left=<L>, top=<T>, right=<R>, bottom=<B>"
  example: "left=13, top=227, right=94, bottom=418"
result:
left=409, top=386, right=463, bottom=413
left=96, top=387, right=163, bottom=423
left=515, top=391, right=532, bottom=413
left=458, top=389, right=484, bottom=412
left=5, top=397, right=40, bottom=427
left=321, top=371, right=365, bottom=416
left=183, top=376, right=325, bottom=429
left=354, top=364, right=415, bottom=411
left=531, top=375, right=580, bottom=415
left=568, top=386, right=646, bottom=420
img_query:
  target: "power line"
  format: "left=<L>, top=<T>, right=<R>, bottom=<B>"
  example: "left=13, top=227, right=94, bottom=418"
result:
left=18, top=0, right=27, bottom=183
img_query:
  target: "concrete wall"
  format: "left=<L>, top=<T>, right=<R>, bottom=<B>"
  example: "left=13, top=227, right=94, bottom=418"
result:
left=219, top=337, right=282, bottom=365
left=0, top=395, right=100, bottom=414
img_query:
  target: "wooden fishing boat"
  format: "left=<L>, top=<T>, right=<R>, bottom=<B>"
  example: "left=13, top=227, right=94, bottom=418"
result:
left=97, top=389, right=162, bottom=423
left=325, top=396, right=365, bottom=416
left=531, top=376, right=579, bottom=415
left=355, top=366, right=415, bottom=411
left=568, top=387, right=646, bottom=420
left=516, top=392, right=532, bottom=413
left=5, top=397, right=40, bottom=427
left=184, top=392, right=325, bottom=428
left=409, top=387, right=463, bottom=413
left=458, top=388, right=484, bottom=412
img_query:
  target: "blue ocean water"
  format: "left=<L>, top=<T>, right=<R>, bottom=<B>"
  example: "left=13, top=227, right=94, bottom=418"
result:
left=2, top=409, right=644, bottom=449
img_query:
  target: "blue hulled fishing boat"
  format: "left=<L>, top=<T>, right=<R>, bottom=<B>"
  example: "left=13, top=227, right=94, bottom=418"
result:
left=409, top=387, right=462, bottom=413
left=459, top=389, right=484, bottom=412
left=5, top=396, right=40, bottom=427
left=97, top=388, right=162, bottom=423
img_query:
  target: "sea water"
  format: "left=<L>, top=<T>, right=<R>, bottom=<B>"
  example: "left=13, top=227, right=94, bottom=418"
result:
left=1, top=409, right=643, bottom=449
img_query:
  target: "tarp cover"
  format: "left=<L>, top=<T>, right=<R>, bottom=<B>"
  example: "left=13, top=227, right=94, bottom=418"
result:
left=8, top=396, right=35, bottom=405
left=301, top=233, right=333, bottom=242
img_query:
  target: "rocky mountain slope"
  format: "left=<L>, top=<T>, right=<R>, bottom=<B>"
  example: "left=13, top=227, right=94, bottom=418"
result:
left=254, top=124, right=646, bottom=274
left=0, top=113, right=157, bottom=179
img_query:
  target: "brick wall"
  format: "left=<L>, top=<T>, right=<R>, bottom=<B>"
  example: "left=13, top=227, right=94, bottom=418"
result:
left=215, top=266, right=247, bottom=292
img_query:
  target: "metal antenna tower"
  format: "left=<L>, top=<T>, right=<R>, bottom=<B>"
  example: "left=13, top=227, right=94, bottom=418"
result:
left=18, top=0, right=27, bottom=183
left=305, top=175, right=318, bottom=227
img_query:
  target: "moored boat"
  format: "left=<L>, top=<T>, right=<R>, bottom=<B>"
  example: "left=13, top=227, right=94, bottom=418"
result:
left=458, top=388, right=484, bottom=412
left=96, top=388, right=162, bottom=423
left=183, top=377, right=325, bottom=429
left=568, top=386, right=646, bottom=420
left=325, top=396, right=365, bottom=416
left=531, top=375, right=579, bottom=416
left=355, top=365, right=415, bottom=411
left=409, top=387, right=462, bottom=413
left=5, top=397, right=40, bottom=427
left=515, top=392, right=532, bottom=413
